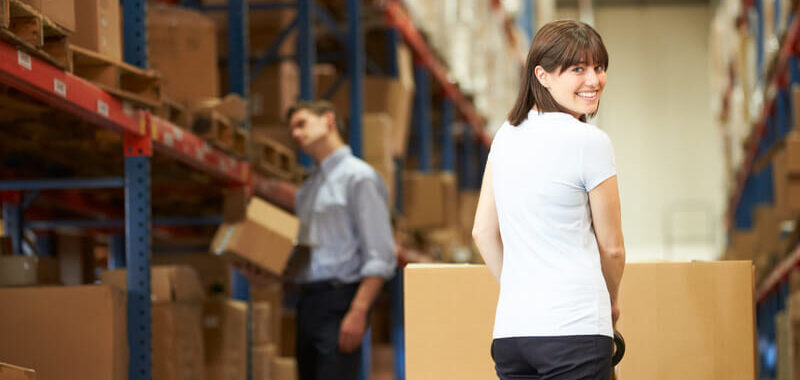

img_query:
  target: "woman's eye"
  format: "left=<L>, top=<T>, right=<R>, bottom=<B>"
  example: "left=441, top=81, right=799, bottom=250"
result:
left=595, top=65, right=605, bottom=72
left=573, top=67, right=583, bottom=73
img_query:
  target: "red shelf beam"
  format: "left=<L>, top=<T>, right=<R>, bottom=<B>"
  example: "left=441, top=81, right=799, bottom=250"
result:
left=384, top=0, right=492, bottom=147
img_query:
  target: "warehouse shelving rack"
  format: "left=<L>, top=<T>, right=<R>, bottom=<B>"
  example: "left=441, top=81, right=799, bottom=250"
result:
left=722, top=0, right=800, bottom=376
left=0, top=1, right=520, bottom=379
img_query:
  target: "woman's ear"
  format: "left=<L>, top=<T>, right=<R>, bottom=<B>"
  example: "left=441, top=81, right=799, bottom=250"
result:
left=534, top=65, right=550, bottom=88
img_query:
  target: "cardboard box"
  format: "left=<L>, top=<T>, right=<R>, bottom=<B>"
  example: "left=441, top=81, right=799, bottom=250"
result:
left=0, top=285, right=127, bottom=380
left=774, top=146, right=800, bottom=216
left=204, top=299, right=248, bottom=380
left=362, top=113, right=393, bottom=162
left=616, top=261, right=756, bottom=379
left=148, top=4, right=218, bottom=107
left=0, top=256, right=59, bottom=286
left=250, top=62, right=298, bottom=124
left=422, top=228, right=461, bottom=262
left=776, top=310, right=793, bottom=380
left=252, top=302, right=272, bottom=345
left=101, top=265, right=206, bottom=303
left=459, top=191, right=480, bottom=241
left=206, top=0, right=295, bottom=59
left=365, top=157, right=396, bottom=209
left=405, top=264, right=499, bottom=380
left=403, top=171, right=445, bottom=230
left=405, top=262, right=756, bottom=380
left=251, top=283, right=284, bottom=352
left=21, top=0, right=75, bottom=31
left=152, top=303, right=206, bottom=380
left=56, top=233, right=94, bottom=285
left=279, top=312, right=297, bottom=358
left=271, top=357, right=298, bottom=380
left=251, top=125, right=296, bottom=152
left=151, top=254, right=231, bottom=297
left=0, top=363, right=35, bottom=380
left=441, top=173, right=459, bottom=228
left=252, top=344, right=277, bottom=380
left=211, top=197, right=299, bottom=275
left=314, top=47, right=415, bottom=157
left=71, top=0, right=121, bottom=60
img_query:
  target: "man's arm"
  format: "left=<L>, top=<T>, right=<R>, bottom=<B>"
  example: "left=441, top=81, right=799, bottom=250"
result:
left=339, top=175, right=397, bottom=353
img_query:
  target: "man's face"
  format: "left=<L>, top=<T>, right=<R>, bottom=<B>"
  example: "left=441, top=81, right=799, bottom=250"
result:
left=289, top=109, right=331, bottom=151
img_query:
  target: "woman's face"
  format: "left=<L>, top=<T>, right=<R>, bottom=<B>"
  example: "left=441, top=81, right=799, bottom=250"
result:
left=537, top=60, right=607, bottom=119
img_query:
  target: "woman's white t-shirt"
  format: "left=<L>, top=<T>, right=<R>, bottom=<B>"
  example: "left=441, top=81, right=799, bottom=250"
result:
left=489, top=110, right=616, bottom=339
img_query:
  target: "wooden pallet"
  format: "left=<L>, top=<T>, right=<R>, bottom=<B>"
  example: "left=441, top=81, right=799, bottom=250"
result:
left=69, top=44, right=161, bottom=108
left=192, top=109, right=250, bottom=158
left=0, top=0, right=70, bottom=69
left=253, top=136, right=296, bottom=181
left=155, top=97, right=192, bottom=129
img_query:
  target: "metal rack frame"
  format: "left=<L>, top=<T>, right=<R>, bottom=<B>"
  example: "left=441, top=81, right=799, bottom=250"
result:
left=0, top=1, right=517, bottom=379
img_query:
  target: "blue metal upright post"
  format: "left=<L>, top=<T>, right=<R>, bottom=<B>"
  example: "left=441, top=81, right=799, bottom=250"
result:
left=442, top=98, right=455, bottom=172
left=413, top=66, right=432, bottom=172
left=122, top=0, right=148, bottom=68
left=109, top=234, right=126, bottom=269
left=297, top=0, right=315, bottom=167
left=348, top=0, right=365, bottom=158
left=2, top=200, right=23, bottom=255
left=390, top=267, right=405, bottom=380
left=123, top=130, right=152, bottom=380
left=518, top=0, right=535, bottom=41
left=228, top=0, right=250, bottom=104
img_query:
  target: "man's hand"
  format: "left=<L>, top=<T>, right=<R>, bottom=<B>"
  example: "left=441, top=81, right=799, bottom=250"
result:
left=338, top=307, right=368, bottom=353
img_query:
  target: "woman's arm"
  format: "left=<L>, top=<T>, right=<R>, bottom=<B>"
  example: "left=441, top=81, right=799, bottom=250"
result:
left=588, top=176, right=625, bottom=325
left=472, top=162, right=504, bottom=281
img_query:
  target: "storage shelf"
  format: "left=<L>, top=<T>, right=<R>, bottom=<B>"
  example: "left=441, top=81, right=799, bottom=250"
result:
left=384, top=0, right=492, bottom=147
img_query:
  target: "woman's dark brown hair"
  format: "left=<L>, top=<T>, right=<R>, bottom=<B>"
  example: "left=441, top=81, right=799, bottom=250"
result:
left=507, top=20, right=609, bottom=126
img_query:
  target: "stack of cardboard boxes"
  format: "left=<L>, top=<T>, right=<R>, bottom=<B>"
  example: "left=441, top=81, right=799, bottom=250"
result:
left=102, top=266, right=207, bottom=379
left=404, top=261, right=757, bottom=380
left=0, top=285, right=128, bottom=379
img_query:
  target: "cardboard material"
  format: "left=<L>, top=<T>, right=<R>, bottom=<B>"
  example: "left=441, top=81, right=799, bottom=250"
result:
left=405, top=264, right=499, bottom=380
left=21, top=0, right=75, bottom=31
left=0, top=285, right=128, bottom=380
left=204, top=299, right=248, bottom=380
left=0, top=363, right=35, bottom=380
left=251, top=125, right=296, bottom=151
left=151, top=254, right=231, bottom=297
left=252, top=302, right=272, bottom=345
left=71, top=0, right=121, bottom=60
left=148, top=4, right=218, bottom=107
left=0, top=256, right=59, bottom=286
left=250, top=62, right=298, bottom=124
left=101, top=265, right=206, bottom=303
left=152, top=303, right=206, bottom=380
left=314, top=46, right=415, bottom=157
left=365, top=157, right=396, bottom=209
left=403, top=172, right=445, bottom=229
left=211, top=197, right=299, bottom=275
left=56, top=233, right=94, bottom=285
left=252, top=344, right=277, bottom=380
left=271, top=357, right=297, bottom=380
left=441, top=173, right=459, bottom=229
left=362, top=113, right=393, bottom=162
left=616, top=261, right=756, bottom=379
left=775, top=145, right=800, bottom=215
left=405, top=262, right=756, bottom=380
left=459, top=191, right=480, bottom=241
left=251, top=283, right=283, bottom=352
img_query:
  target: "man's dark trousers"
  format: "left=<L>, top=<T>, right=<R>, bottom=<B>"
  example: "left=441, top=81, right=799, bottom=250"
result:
left=296, top=281, right=362, bottom=380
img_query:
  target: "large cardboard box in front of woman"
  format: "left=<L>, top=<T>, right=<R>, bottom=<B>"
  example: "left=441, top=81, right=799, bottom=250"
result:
left=404, top=261, right=755, bottom=380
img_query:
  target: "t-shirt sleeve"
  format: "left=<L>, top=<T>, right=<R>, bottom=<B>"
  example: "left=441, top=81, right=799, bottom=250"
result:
left=487, top=122, right=508, bottom=164
left=581, top=128, right=617, bottom=192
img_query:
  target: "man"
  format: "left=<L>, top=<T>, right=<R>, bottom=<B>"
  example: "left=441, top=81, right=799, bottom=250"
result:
left=285, top=101, right=397, bottom=380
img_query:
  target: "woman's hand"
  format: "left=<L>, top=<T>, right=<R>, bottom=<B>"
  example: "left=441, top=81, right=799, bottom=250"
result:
left=611, top=303, right=620, bottom=328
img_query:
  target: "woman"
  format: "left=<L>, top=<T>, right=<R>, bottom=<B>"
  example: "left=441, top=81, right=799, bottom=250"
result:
left=472, top=20, right=626, bottom=380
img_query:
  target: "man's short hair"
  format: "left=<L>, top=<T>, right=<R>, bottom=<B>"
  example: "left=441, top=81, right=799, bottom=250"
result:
left=286, top=100, right=346, bottom=137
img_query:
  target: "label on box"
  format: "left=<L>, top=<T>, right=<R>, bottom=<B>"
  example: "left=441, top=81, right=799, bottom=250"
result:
left=17, top=50, right=31, bottom=70
left=97, top=100, right=109, bottom=117
left=53, top=78, right=66, bottom=97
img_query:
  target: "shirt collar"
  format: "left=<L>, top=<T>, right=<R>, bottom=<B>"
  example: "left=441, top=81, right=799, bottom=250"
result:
left=319, top=146, right=351, bottom=175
